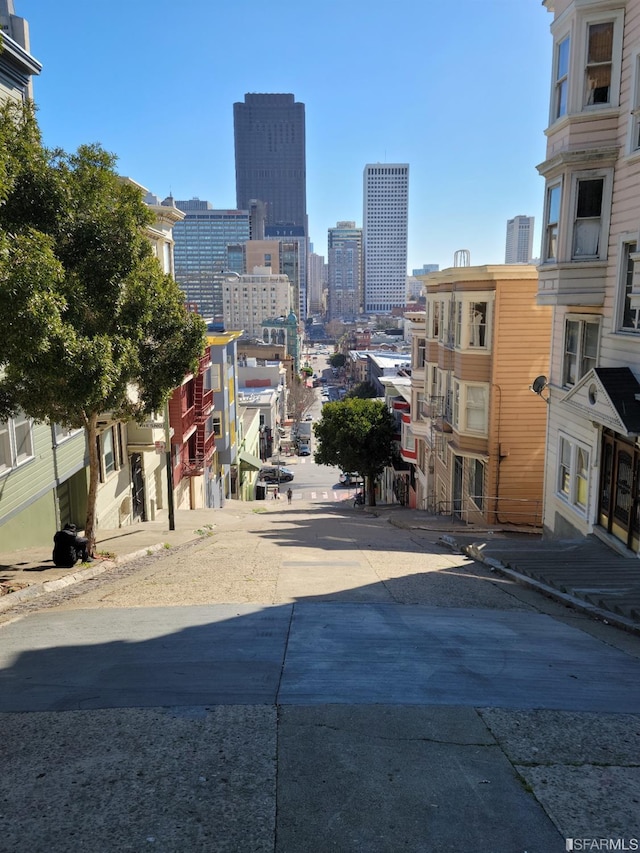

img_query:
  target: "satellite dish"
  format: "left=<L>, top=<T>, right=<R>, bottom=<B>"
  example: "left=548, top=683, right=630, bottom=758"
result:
left=531, top=375, right=548, bottom=394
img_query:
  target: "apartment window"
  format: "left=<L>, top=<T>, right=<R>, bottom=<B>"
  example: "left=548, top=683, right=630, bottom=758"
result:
left=544, top=184, right=561, bottom=262
left=103, top=428, right=116, bottom=476
left=558, top=435, right=590, bottom=511
left=572, top=178, right=604, bottom=259
left=555, top=35, right=570, bottom=118
left=54, top=424, right=82, bottom=444
left=465, top=386, right=488, bottom=434
left=454, top=301, right=462, bottom=347
left=416, top=338, right=425, bottom=368
left=563, top=317, right=599, bottom=386
left=212, top=414, right=222, bottom=436
left=584, top=22, right=613, bottom=106
left=620, top=241, right=640, bottom=332
left=432, top=300, right=440, bottom=339
left=0, top=414, right=34, bottom=475
left=631, top=55, right=640, bottom=153
left=469, top=302, right=488, bottom=348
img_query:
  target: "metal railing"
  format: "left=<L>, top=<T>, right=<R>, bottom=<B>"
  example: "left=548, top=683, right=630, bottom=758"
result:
left=435, top=496, right=543, bottom=528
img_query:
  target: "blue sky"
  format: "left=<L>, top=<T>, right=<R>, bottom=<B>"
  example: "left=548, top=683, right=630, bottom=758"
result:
left=23, top=0, right=552, bottom=272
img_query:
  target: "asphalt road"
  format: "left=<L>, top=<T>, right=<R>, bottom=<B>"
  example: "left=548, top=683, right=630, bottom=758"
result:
left=1, top=502, right=639, bottom=852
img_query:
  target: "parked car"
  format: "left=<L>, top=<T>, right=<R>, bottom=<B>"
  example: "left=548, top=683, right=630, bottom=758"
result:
left=298, top=445, right=311, bottom=457
left=259, top=466, right=294, bottom=483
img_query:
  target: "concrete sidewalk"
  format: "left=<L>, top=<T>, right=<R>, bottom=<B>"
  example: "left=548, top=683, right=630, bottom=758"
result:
left=0, top=508, right=222, bottom=611
left=380, top=505, right=640, bottom=634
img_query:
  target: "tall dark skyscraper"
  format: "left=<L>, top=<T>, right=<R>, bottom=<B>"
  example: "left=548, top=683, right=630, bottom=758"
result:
left=234, top=93, right=307, bottom=233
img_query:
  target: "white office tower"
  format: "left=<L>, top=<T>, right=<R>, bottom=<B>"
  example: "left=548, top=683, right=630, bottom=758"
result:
left=505, top=215, right=534, bottom=264
left=363, top=164, right=409, bottom=313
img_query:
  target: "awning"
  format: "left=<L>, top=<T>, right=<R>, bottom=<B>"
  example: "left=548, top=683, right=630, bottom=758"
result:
left=239, top=450, right=263, bottom=469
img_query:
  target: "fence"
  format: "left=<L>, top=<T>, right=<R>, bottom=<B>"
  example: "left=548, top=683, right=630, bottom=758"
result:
left=435, top=496, right=543, bottom=529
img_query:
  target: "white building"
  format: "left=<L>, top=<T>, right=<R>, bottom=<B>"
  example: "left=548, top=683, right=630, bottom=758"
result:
left=363, top=164, right=409, bottom=314
left=505, top=215, right=534, bottom=264
left=222, top=267, right=292, bottom=339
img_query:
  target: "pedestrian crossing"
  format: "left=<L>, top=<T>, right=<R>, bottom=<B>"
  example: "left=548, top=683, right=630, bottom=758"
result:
left=270, top=489, right=356, bottom=503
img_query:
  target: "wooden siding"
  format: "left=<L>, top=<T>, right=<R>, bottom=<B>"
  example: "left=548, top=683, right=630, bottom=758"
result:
left=491, top=276, right=552, bottom=518
left=453, top=351, right=491, bottom=383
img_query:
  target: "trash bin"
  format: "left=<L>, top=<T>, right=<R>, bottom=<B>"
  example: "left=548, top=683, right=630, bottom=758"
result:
left=256, top=484, right=266, bottom=501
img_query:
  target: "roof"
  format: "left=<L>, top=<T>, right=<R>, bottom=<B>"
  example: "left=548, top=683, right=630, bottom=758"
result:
left=595, top=367, right=640, bottom=435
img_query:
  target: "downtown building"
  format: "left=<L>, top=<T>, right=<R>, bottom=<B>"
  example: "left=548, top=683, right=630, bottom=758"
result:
left=234, top=93, right=309, bottom=319
left=363, top=164, right=409, bottom=314
left=327, top=221, right=363, bottom=321
left=504, top=215, right=535, bottom=263
left=172, top=199, right=249, bottom=320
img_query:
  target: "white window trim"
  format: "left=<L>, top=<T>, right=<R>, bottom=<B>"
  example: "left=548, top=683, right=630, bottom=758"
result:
left=54, top=424, right=83, bottom=445
left=557, top=432, right=591, bottom=516
left=0, top=414, right=34, bottom=476
left=562, top=314, right=601, bottom=388
left=542, top=179, right=563, bottom=263
left=452, top=294, right=493, bottom=351
left=614, top=232, right=640, bottom=333
left=568, top=168, right=613, bottom=261
left=575, top=9, right=624, bottom=112
left=552, top=30, right=572, bottom=123
left=627, top=46, right=640, bottom=157
left=452, top=380, right=489, bottom=436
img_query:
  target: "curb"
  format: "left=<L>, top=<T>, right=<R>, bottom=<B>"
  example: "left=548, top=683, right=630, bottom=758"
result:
left=0, top=541, right=170, bottom=613
left=451, top=539, right=640, bottom=637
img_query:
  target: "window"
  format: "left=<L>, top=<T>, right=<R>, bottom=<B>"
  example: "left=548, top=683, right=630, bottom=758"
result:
left=555, top=35, right=570, bottom=118
left=465, top=386, right=488, bottom=434
left=572, top=178, right=604, bottom=258
left=620, top=241, right=640, bottom=332
left=0, top=414, right=34, bottom=475
left=432, top=300, right=440, bottom=339
left=469, top=302, right=488, bottom=348
left=212, top=414, right=222, bottom=436
left=54, top=424, right=82, bottom=444
left=558, top=435, right=590, bottom=511
left=103, top=428, right=115, bottom=476
left=544, top=184, right=561, bottom=262
left=416, top=338, right=425, bottom=368
left=563, top=317, right=599, bottom=386
left=584, top=22, right=613, bottom=106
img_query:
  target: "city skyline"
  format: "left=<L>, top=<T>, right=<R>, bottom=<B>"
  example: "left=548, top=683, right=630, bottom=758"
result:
left=22, top=1, right=551, bottom=273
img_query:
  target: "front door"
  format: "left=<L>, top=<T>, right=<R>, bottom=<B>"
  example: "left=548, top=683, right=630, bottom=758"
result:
left=598, top=430, right=640, bottom=552
left=130, top=453, right=146, bottom=522
left=453, top=455, right=463, bottom=519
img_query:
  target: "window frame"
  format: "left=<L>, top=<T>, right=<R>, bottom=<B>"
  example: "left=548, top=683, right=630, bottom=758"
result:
left=543, top=181, right=562, bottom=263
left=554, top=34, right=571, bottom=120
left=0, top=414, right=34, bottom=476
left=452, top=380, right=489, bottom=436
left=557, top=433, right=591, bottom=514
left=562, top=315, right=600, bottom=388
left=569, top=170, right=611, bottom=261
left=616, top=236, right=640, bottom=333
left=578, top=9, right=624, bottom=112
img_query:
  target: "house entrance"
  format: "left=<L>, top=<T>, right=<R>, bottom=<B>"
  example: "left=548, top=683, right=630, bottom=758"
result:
left=598, top=429, right=640, bottom=553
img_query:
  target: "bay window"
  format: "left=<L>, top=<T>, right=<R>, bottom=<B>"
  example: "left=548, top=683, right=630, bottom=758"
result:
left=584, top=22, right=613, bottom=106
left=619, top=241, right=640, bottom=333
left=555, top=35, right=570, bottom=119
left=572, top=178, right=604, bottom=259
left=544, top=184, right=561, bottom=262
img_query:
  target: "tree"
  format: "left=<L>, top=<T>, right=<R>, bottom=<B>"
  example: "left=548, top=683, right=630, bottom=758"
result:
left=328, top=352, right=346, bottom=368
left=287, top=375, right=315, bottom=424
left=313, top=398, right=396, bottom=506
left=345, top=381, right=378, bottom=399
left=0, top=101, right=206, bottom=551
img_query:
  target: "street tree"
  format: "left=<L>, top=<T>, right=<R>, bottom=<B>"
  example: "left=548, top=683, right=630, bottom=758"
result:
left=0, top=101, right=206, bottom=551
left=328, top=352, right=346, bottom=369
left=287, top=375, right=315, bottom=424
left=313, top=398, right=396, bottom=505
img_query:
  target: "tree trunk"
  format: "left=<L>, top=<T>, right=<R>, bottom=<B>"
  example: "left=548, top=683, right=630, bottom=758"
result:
left=366, top=474, right=376, bottom=506
left=84, top=412, right=100, bottom=555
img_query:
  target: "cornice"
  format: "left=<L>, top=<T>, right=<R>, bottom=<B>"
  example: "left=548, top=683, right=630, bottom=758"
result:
left=537, top=146, right=619, bottom=176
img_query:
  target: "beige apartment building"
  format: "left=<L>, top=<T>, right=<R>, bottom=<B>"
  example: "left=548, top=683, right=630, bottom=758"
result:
left=410, top=266, right=551, bottom=525
left=538, top=0, right=640, bottom=554
left=222, top=267, right=292, bottom=340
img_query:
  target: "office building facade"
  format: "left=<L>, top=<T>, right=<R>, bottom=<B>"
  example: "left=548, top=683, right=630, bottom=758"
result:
left=327, top=221, right=363, bottom=321
left=505, top=215, right=534, bottom=264
left=363, top=164, right=409, bottom=313
left=172, top=200, right=249, bottom=319
left=234, top=93, right=307, bottom=231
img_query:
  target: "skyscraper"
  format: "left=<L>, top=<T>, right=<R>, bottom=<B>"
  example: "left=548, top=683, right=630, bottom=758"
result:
left=505, top=215, right=534, bottom=264
left=327, top=221, right=363, bottom=321
left=234, top=93, right=307, bottom=231
left=363, top=164, right=409, bottom=313
left=172, top=199, right=249, bottom=319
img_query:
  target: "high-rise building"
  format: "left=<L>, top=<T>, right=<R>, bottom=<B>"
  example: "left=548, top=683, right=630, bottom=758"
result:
left=363, top=164, right=409, bottom=313
left=327, top=221, right=363, bottom=321
left=234, top=93, right=307, bottom=231
left=172, top=199, right=249, bottom=320
left=265, top=224, right=307, bottom=320
left=505, top=215, right=534, bottom=264
left=307, top=250, right=326, bottom=317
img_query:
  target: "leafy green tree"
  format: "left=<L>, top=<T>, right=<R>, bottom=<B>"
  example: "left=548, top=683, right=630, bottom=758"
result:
left=0, top=101, right=206, bottom=551
left=313, top=398, right=396, bottom=506
left=345, top=381, right=378, bottom=399
left=328, top=352, right=346, bottom=368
